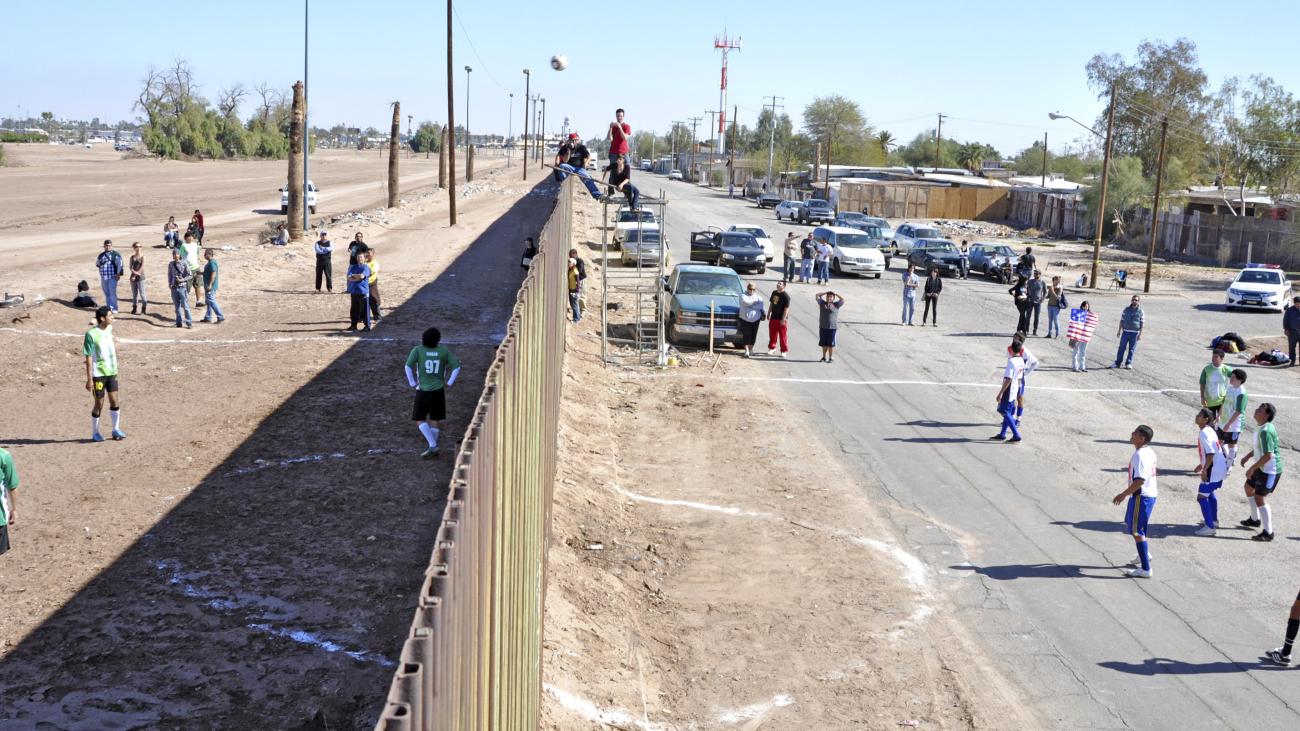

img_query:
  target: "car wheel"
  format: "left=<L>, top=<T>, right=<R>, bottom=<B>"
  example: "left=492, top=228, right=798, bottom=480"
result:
left=309, top=206, right=316, bottom=214
left=280, top=205, right=288, bottom=214
left=758, top=265, right=766, bottom=274
left=833, top=257, right=842, bottom=274
left=874, top=273, right=882, bottom=279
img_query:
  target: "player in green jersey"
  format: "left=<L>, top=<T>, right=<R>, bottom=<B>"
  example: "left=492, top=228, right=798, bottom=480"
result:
left=83, top=306, right=125, bottom=442
left=404, top=327, right=461, bottom=459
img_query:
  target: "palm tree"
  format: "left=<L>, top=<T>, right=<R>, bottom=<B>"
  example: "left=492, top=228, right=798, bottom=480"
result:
left=956, top=142, right=985, bottom=173
left=875, top=130, right=895, bottom=150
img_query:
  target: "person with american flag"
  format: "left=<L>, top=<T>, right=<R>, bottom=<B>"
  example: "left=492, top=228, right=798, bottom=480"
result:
left=1067, top=300, right=1098, bottom=372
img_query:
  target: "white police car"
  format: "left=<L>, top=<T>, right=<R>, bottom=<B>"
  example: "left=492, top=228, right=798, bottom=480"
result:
left=1225, top=265, right=1292, bottom=312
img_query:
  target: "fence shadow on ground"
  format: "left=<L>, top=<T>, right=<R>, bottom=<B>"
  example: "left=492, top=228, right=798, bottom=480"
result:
left=0, top=181, right=559, bottom=729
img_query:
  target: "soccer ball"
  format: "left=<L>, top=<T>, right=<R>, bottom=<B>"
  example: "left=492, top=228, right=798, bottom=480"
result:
left=550, top=54, right=568, bottom=71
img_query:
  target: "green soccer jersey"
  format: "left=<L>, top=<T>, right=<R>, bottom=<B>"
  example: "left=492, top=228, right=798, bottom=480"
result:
left=1255, top=422, right=1283, bottom=475
left=0, top=447, right=18, bottom=527
left=406, top=345, right=460, bottom=391
left=1200, top=364, right=1232, bottom=406
left=83, top=326, right=118, bottom=377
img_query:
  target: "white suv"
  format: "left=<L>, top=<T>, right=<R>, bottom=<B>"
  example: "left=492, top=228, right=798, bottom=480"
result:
left=281, top=181, right=318, bottom=214
left=892, top=223, right=943, bottom=254
left=813, top=225, right=886, bottom=278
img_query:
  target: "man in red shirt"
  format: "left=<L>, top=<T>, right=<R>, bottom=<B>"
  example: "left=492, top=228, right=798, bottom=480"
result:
left=607, top=108, right=631, bottom=167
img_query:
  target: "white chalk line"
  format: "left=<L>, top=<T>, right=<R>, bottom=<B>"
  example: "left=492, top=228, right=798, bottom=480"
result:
left=0, top=326, right=503, bottom=347
left=224, top=447, right=420, bottom=477
left=543, top=684, right=667, bottom=731
left=711, top=375, right=1300, bottom=401
left=718, top=694, right=795, bottom=724
left=154, top=559, right=394, bottom=667
left=612, top=483, right=771, bottom=517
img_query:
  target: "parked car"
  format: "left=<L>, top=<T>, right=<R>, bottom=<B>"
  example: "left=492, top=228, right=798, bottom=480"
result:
left=812, top=226, right=887, bottom=278
left=892, top=223, right=943, bottom=254
left=640, top=160, right=653, bottom=171
left=668, top=170, right=683, bottom=181
left=834, top=211, right=874, bottom=230
left=727, top=224, right=774, bottom=261
left=621, top=228, right=667, bottom=267
left=968, top=243, right=1017, bottom=280
left=774, top=200, right=803, bottom=221
left=113, top=142, right=134, bottom=152
left=863, top=216, right=896, bottom=242
left=756, top=192, right=782, bottom=209
left=281, top=181, right=319, bottom=214
left=799, top=198, right=836, bottom=225
left=1226, top=265, right=1293, bottom=311
left=613, top=208, right=660, bottom=244
left=689, top=230, right=767, bottom=273
left=662, top=264, right=745, bottom=347
left=907, top=239, right=964, bottom=276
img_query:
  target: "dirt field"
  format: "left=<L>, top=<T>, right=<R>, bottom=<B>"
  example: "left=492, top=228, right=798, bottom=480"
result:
left=0, top=149, right=556, bottom=727
left=539, top=204, right=1038, bottom=730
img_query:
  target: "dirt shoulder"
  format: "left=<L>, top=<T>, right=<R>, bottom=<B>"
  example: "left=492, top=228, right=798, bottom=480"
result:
left=540, top=203, right=1037, bottom=729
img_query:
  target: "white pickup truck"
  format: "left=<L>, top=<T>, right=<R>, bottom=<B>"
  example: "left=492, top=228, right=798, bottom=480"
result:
left=281, top=181, right=318, bottom=214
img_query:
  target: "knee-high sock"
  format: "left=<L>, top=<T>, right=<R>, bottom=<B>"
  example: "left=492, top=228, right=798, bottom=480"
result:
left=1207, top=492, right=1219, bottom=528
left=1251, top=500, right=1261, bottom=520
left=1284, top=618, right=1300, bottom=656
left=110, top=407, right=121, bottom=430
left=1197, top=494, right=1214, bottom=527
left=1136, top=540, right=1151, bottom=571
left=92, top=416, right=101, bottom=435
left=1261, top=504, right=1273, bottom=533
left=418, top=422, right=436, bottom=448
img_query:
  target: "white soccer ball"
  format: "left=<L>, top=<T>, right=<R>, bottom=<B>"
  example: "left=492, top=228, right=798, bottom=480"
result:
left=550, top=54, right=568, bottom=71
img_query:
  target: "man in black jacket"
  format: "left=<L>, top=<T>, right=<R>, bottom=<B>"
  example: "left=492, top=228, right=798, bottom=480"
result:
left=1285, top=296, right=1300, bottom=366
left=553, top=133, right=602, bottom=199
left=922, top=266, right=942, bottom=326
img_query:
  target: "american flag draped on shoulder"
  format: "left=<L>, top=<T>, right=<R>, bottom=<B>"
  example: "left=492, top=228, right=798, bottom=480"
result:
left=1067, top=308, right=1098, bottom=342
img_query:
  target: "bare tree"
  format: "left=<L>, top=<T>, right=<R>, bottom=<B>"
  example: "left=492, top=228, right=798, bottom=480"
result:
left=254, top=81, right=282, bottom=126
left=287, top=81, right=306, bottom=240
left=217, top=84, right=247, bottom=119
left=388, top=101, right=401, bottom=208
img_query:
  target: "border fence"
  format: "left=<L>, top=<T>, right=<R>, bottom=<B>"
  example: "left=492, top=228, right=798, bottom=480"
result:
left=375, top=180, right=572, bottom=730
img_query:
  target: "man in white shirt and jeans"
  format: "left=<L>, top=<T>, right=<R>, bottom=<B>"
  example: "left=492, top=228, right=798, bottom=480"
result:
left=1114, top=424, right=1158, bottom=578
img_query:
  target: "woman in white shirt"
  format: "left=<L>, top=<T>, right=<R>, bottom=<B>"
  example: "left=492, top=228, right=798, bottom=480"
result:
left=737, top=283, right=766, bottom=358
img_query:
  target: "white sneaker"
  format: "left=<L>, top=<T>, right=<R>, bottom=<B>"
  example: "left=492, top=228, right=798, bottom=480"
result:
left=767, top=348, right=776, bottom=356
left=1124, top=567, right=1152, bottom=578
left=779, top=352, right=787, bottom=359
left=1124, top=364, right=1133, bottom=370
left=1125, top=556, right=1152, bottom=568
left=1194, top=525, right=1217, bottom=537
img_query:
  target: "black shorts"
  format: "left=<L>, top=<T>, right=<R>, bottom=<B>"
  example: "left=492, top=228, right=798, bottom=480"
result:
left=1216, top=427, right=1240, bottom=445
left=0, top=524, right=9, bottom=556
left=1248, top=471, right=1282, bottom=495
left=412, top=388, right=446, bottom=422
left=93, top=375, right=119, bottom=394
left=818, top=328, right=837, bottom=347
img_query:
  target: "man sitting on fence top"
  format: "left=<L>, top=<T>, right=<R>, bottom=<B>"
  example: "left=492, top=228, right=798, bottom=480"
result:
left=552, top=133, right=602, bottom=200
left=602, top=156, right=640, bottom=210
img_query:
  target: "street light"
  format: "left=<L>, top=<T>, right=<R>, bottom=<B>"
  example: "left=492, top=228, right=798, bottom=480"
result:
left=464, top=66, right=472, bottom=148
left=522, top=69, right=530, bottom=181
left=1048, top=111, right=1102, bottom=138
left=507, top=92, right=514, bottom=167
left=1049, top=92, right=1116, bottom=290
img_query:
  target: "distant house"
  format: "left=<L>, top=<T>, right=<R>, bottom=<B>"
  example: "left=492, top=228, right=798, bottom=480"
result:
left=1181, top=186, right=1275, bottom=217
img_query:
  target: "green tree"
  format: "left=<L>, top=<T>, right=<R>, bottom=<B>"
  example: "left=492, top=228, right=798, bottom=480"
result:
left=410, top=121, right=443, bottom=154
left=957, top=141, right=999, bottom=173
left=1014, top=141, right=1052, bottom=177
left=1083, top=155, right=1146, bottom=238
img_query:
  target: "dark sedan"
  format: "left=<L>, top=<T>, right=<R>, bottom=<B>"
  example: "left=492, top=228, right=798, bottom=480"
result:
left=906, top=239, right=964, bottom=276
left=756, top=192, right=782, bottom=209
left=689, top=230, right=767, bottom=274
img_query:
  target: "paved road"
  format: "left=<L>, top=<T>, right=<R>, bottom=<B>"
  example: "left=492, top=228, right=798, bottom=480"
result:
left=622, top=177, right=1300, bottom=729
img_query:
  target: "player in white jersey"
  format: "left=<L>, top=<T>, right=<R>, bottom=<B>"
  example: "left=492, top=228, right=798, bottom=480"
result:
left=1115, top=425, right=1157, bottom=578
left=1194, top=408, right=1230, bottom=536
left=1218, top=369, right=1248, bottom=464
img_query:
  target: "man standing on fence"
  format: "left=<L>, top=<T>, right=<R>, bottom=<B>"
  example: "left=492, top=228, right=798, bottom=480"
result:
left=405, top=326, right=461, bottom=459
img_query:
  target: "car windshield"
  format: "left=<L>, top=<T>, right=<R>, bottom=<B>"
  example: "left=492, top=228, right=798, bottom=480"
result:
left=733, top=227, right=768, bottom=238
left=925, top=242, right=956, bottom=253
left=836, top=233, right=875, bottom=248
left=1237, top=270, right=1282, bottom=285
left=865, top=217, right=889, bottom=228
left=721, top=233, right=761, bottom=249
left=626, top=231, right=662, bottom=244
left=806, top=199, right=831, bottom=209
left=677, top=273, right=742, bottom=296
left=618, top=211, right=656, bottom=223
left=914, top=227, right=941, bottom=238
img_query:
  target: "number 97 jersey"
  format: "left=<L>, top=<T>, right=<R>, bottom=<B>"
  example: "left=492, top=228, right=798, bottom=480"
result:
left=406, top=345, right=460, bottom=391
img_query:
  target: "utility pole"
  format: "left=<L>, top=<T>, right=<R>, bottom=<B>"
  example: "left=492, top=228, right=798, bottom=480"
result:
left=464, top=65, right=473, bottom=182
left=934, top=113, right=945, bottom=170
left=507, top=92, right=513, bottom=168
left=302, top=0, right=310, bottom=234
left=1144, top=117, right=1169, bottom=294
left=445, top=0, right=456, bottom=225
left=688, top=116, right=701, bottom=183
left=538, top=97, right=546, bottom=170
left=1040, top=132, right=1048, bottom=187
left=1090, top=79, right=1117, bottom=288
left=521, top=69, right=529, bottom=181
left=704, top=110, right=718, bottom=186
left=728, top=104, right=737, bottom=192
left=388, top=101, right=400, bottom=208
left=765, top=95, right=784, bottom=185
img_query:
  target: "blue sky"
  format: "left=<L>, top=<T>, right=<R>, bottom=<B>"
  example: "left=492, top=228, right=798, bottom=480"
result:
left=3, top=1, right=1297, bottom=158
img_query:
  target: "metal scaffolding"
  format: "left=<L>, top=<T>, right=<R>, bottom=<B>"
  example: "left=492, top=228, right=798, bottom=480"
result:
left=600, top=190, right=670, bottom=366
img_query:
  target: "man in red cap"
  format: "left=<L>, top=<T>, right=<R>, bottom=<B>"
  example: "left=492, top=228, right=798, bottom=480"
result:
left=553, top=131, right=601, bottom=199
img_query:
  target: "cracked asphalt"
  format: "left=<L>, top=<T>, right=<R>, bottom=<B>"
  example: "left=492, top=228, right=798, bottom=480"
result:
left=626, top=178, right=1300, bottom=729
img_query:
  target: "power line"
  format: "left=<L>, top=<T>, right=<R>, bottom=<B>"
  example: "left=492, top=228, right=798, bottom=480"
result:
left=451, top=6, right=508, bottom=93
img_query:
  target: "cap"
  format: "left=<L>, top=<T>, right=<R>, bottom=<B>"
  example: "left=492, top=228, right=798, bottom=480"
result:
left=568, top=133, right=578, bottom=139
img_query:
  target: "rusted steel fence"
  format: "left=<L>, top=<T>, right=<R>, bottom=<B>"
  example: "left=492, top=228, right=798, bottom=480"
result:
left=375, top=180, right=571, bottom=730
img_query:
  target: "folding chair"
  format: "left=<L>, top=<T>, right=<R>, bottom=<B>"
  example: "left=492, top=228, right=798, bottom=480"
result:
left=1110, top=270, right=1128, bottom=289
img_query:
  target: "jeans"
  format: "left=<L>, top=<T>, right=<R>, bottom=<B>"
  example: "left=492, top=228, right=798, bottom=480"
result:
left=368, top=282, right=381, bottom=320
left=1047, top=305, right=1061, bottom=337
left=815, top=259, right=830, bottom=282
left=620, top=182, right=641, bottom=210
left=202, top=289, right=225, bottom=321
left=959, top=256, right=969, bottom=278
left=350, top=292, right=371, bottom=329
left=568, top=291, right=582, bottom=322
left=315, top=256, right=333, bottom=291
left=1288, top=331, right=1299, bottom=365
left=101, top=277, right=119, bottom=311
left=1016, top=301, right=1032, bottom=334
left=1115, top=330, right=1139, bottom=366
left=902, top=292, right=916, bottom=324
left=164, top=231, right=178, bottom=247
left=923, top=295, right=938, bottom=324
left=1029, top=301, right=1042, bottom=333
left=1072, top=339, right=1089, bottom=370
left=767, top=319, right=788, bottom=352
left=130, top=278, right=146, bottom=311
left=171, top=285, right=192, bottom=325
left=555, top=163, right=602, bottom=199
left=783, top=255, right=797, bottom=282
left=800, top=258, right=813, bottom=281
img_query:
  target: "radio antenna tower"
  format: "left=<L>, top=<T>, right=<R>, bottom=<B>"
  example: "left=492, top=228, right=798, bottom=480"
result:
left=714, top=31, right=742, bottom=155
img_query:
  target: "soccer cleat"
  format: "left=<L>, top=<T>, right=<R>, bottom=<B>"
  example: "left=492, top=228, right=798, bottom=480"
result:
left=1007, top=437, right=1022, bottom=443
left=1194, top=525, right=1217, bottom=537
left=1124, top=567, right=1152, bottom=579
left=92, top=433, right=105, bottom=443
left=1124, top=364, right=1133, bottom=369
left=1252, top=531, right=1275, bottom=542
left=1240, top=517, right=1262, bottom=528
left=1267, top=648, right=1292, bottom=666
left=111, top=429, right=126, bottom=441
left=420, top=447, right=439, bottom=459
left=989, top=434, right=1006, bottom=441
left=1125, top=556, right=1154, bottom=568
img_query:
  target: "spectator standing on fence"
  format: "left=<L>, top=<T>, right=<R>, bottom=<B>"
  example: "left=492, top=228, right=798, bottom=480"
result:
left=1284, top=296, right=1300, bottom=367
left=766, top=281, right=792, bottom=357
left=0, top=447, right=18, bottom=556
left=1026, top=270, right=1046, bottom=336
left=405, top=326, right=461, bottom=459
left=902, top=264, right=919, bottom=326
left=738, top=282, right=765, bottom=358
left=922, top=266, right=942, bottom=327
left=315, top=231, right=333, bottom=292
left=200, top=248, right=225, bottom=324
left=1112, top=295, right=1144, bottom=369
left=346, top=254, right=372, bottom=332
left=1045, top=275, right=1065, bottom=338
left=128, top=242, right=147, bottom=315
left=167, top=249, right=193, bottom=329
left=607, top=108, right=631, bottom=168
left=365, top=248, right=382, bottom=324
left=783, top=233, right=799, bottom=283
left=95, top=239, right=123, bottom=313
left=817, top=291, right=844, bottom=363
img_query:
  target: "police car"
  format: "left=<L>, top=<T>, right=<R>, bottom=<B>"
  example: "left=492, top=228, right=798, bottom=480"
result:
left=1225, top=265, right=1292, bottom=312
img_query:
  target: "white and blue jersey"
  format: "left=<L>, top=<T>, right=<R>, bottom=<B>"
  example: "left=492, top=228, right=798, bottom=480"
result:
left=1126, top=445, right=1158, bottom=537
left=1197, top=426, right=1229, bottom=491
